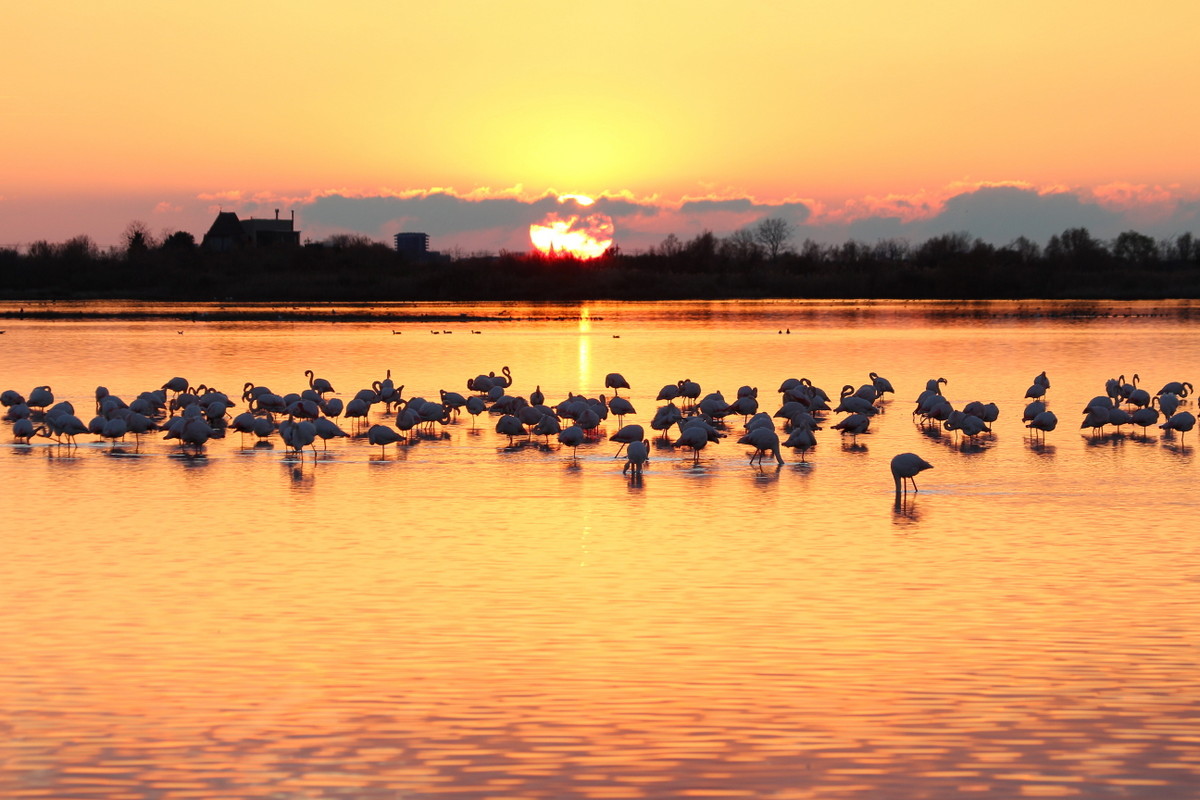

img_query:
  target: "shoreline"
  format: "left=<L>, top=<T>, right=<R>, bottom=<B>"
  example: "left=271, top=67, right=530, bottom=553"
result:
left=1, top=297, right=1197, bottom=323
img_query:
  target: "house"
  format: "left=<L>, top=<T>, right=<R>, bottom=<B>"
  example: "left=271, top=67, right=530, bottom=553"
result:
left=202, top=210, right=300, bottom=251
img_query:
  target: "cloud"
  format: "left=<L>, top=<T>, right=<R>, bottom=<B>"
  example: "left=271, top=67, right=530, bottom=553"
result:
left=802, top=185, right=1175, bottom=247
left=3, top=183, right=1198, bottom=253
left=175, top=184, right=1200, bottom=253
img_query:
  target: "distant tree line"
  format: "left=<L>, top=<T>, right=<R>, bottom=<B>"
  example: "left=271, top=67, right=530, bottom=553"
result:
left=1, top=218, right=1199, bottom=303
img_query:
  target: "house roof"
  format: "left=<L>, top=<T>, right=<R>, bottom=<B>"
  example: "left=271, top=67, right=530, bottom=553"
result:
left=204, top=211, right=246, bottom=239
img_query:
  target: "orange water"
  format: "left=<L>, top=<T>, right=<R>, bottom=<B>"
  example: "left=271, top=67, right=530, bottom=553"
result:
left=1, top=300, right=1196, bottom=799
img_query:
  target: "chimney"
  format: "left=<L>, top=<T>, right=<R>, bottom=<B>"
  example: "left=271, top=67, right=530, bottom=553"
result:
left=275, top=209, right=280, bottom=220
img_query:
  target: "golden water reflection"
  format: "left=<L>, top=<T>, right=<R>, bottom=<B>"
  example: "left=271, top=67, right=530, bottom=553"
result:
left=0, top=300, right=1197, bottom=798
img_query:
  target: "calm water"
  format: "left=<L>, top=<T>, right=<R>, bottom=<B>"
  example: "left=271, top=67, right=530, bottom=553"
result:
left=1, top=300, right=1197, bottom=800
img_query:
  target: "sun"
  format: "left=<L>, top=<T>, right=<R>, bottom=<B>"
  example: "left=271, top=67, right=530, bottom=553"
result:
left=529, top=194, right=615, bottom=259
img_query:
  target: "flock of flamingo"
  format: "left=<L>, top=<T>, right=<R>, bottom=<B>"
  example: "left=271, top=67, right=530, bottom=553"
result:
left=1, top=366, right=1194, bottom=502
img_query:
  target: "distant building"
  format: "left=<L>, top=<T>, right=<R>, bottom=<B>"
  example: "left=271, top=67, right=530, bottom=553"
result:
left=202, top=210, right=300, bottom=251
left=394, top=231, right=445, bottom=263
left=394, top=232, right=430, bottom=256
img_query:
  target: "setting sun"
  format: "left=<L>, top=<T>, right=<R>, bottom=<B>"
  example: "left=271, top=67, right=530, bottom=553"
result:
left=529, top=195, right=615, bottom=259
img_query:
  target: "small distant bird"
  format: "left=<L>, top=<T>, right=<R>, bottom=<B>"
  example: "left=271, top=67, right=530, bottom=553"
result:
left=891, top=453, right=934, bottom=503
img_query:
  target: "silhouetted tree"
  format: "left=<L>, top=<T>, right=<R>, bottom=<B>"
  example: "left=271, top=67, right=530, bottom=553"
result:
left=326, top=233, right=378, bottom=249
left=1112, top=231, right=1158, bottom=267
left=754, top=217, right=792, bottom=260
left=656, top=233, right=683, bottom=258
left=1173, top=232, right=1195, bottom=263
left=721, top=228, right=761, bottom=263
left=59, top=235, right=101, bottom=261
left=161, top=231, right=196, bottom=250
left=797, top=238, right=825, bottom=264
left=915, top=232, right=971, bottom=265
left=1045, top=227, right=1109, bottom=268
left=682, top=231, right=718, bottom=271
left=1004, top=236, right=1041, bottom=263
left=123, top=220, right=156, bottom=256
left=873, top=238, right=910, bottom=262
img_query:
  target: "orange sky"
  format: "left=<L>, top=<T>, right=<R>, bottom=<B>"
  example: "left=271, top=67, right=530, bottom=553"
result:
left=3, top=2, right=1199, bottom=249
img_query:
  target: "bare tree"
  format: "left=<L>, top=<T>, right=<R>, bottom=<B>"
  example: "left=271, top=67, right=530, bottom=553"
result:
left=721, top=228, right=761, bottom=262
left=123, top=220, right=156, bottom=255
left=754, top=217, right=792, bottom=260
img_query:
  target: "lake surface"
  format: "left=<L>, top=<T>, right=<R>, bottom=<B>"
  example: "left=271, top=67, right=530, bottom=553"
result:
left=1, top=299, right=1197, bottom=799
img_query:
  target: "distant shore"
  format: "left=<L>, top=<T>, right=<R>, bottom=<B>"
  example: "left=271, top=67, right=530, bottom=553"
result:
left=4, top=227, right=1199, bottom=306
left=2, top=299, right=1197, bottom=325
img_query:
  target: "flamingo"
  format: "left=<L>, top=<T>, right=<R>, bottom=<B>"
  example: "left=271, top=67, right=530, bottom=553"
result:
left=1127, top=384, right=1152, bottom=409
left=869, top=372, right=895, bottom=396
left=100, top=417, right=127, bottom=447
left=532, top=414, right=562, bottom=442
left=161, top=377, right=188, bottom=397
left=623, top=439, right=650, bottom=475
left=1108, top=406, right=1131, bottom=432
left=609, top=395, right=636, bottom=424
left=1157, top=380, right=1193, bottom=398
left=465, top=395, right=487, bottom=426
left=28, top=385, right=54, bottom=411
left=13, top=417, right=35, bottom=443
left=1026, top=410, right=1058, bottom=441
left=833, top=390, right=878, bottom=416
left=492, top=366, right=514, bottom=388
left=1080, top=406, right=1109, bottom=434
left=366, top=424, right=403, bottom=454
left=609, top=424, right=645, bottom=458
left=656, top=383, right=681, bottom=404
left=375, top=371, right=401, bottom=410
left=650, top=403, right=683, bottom=438
left=280, top=419, right=317, bottom=455
left=674, top=424, right=713, bottom=464
left=729, top=393, right=758, bottom=421
left=558, top=424, right=586, bottom=457
left=677, top=379, right=702, bottom=406
left=891, top=452, right=934, bottom=503
left=305, top=370, right=335, bottom=396
left=832, top=412, right=870, bottom=441
left=313, top=417, right=350, bottom=448
left=1160, top=411, right=1196, bottom=442
left=783, top=426, right=817, bottom=461
left=737, top=427, right=784, bottom=466
left=604, top=372, right=630, bottom=396
left=440, top=389, right=468, bottom=418
left=495, top=414, right=527, bottom=445
left=1130, top=406, right=1159, bottom=436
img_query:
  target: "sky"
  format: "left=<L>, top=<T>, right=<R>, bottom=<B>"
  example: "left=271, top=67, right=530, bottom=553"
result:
left=4, top=1, right=1200, bottom=254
